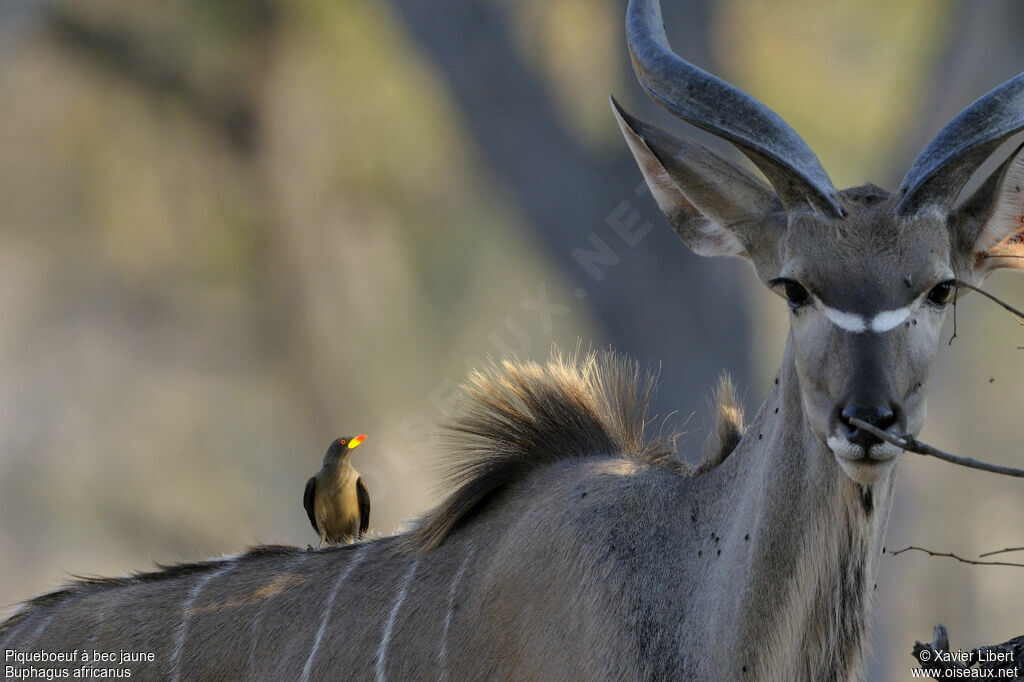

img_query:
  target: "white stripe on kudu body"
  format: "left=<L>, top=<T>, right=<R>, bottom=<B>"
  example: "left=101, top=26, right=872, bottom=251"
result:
left=171, top=561, right=236, bottom=682
left=438, top=544, right=475, bottom=680
left=249, top=553, right=310, bottom=678
left=300, top=548, right=367, bottom=682
left=22, top=613, right=55, bottom=651
left=376, top=558, right=420, bottom=682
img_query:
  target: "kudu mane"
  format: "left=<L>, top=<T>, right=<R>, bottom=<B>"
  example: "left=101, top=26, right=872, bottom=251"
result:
left=405, top=351, right=685, bottom=552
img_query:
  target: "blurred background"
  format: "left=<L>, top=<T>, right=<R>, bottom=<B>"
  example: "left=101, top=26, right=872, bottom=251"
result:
left=0, top=0, right=1021, bottom=676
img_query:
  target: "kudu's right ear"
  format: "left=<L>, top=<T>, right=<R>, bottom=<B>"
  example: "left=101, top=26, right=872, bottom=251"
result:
left=948, top=142, right=1024, bottom=283
left=611, top=97, right=784, bottom=263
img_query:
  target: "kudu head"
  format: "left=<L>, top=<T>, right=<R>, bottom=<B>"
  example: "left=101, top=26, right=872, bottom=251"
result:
left=615, top=0, right=1024, bottom=484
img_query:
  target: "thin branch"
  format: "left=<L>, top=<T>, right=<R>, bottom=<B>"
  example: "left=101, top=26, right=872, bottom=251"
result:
left=848, top=417, right=1024, bottom=478
left=979, top=546, right=1024, bottom=558
left=956, top=279, right=1024, bottom=323
left=891, top=545, right=1024, bottom=568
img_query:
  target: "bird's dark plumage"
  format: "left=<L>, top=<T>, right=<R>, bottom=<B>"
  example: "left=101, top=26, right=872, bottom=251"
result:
left=356, top=477, right=370, bottom=536
left=302, top=477, right=318, bottom=534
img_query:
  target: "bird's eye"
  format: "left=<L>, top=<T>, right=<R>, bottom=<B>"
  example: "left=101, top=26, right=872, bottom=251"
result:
left=339, top=439, right=347, bottom=445
left=772, top=278, right=811, bottom=308
left=926, top=280, right=956, bottom=306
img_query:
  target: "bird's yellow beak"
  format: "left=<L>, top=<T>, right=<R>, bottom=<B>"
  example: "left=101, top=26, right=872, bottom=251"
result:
left=348, top=434, right=367, bottom=450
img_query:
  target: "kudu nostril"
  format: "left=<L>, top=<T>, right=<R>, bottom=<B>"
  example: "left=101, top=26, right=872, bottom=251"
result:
left=840, top=404, right=896, bottom=430
left=840, top=404, right=897, bottom=451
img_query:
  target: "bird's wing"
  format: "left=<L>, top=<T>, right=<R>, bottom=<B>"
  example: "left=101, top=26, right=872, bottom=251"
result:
left=356, top=476, right=371, bottom=538
left=303, top=477, right=319, bottom=533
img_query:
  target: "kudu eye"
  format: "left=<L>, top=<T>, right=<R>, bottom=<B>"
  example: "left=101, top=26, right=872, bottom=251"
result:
left=771, top=278, right=811, bottom=308
left=926, top=280, right=956, bottom=306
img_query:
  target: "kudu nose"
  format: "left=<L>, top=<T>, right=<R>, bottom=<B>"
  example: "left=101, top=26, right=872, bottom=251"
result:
left=838, top=404, right=897, bottom=451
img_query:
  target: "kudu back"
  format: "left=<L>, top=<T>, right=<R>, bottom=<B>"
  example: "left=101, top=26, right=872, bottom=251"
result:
left=4, top=1, right=1024, bottom=679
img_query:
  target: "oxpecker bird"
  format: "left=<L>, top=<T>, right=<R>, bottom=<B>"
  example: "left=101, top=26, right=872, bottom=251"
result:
left=303, top=435, right=370, bottom=546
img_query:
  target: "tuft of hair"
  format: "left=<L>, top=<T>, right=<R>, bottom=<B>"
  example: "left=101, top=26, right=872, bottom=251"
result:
left=696, top=372, right=744, bottom=475
left=404, top=351, right=681, bottom=553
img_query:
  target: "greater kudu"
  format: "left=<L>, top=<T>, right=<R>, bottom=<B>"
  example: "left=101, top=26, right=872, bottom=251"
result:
left=3, top=1, right=1024, bottom=679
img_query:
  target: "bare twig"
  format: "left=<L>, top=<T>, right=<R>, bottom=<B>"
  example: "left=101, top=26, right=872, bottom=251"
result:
left=956, top=279, right=1024, bottom=324
left=979, top=546, right=1024, bottom=558
left=891, top=545, right=1024, bottom=568
left=848, top=417, right=1024, bottom=478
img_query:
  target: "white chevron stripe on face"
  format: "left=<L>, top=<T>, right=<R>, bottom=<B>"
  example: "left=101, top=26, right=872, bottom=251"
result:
left=869, top=306, right=913, bottom=332
left=821, top=305, right=867, bottom=333
left=820, top=303, right=916, bottom=334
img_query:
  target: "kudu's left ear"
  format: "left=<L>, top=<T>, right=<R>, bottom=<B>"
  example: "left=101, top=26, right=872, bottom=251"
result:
left=611, top=97, right=784, bottom=265
left=949, top=143, right=1024, bottom=283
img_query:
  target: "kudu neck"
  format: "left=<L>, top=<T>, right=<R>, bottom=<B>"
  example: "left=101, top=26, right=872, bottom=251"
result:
left=708, top=334, right=895, bottom=680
